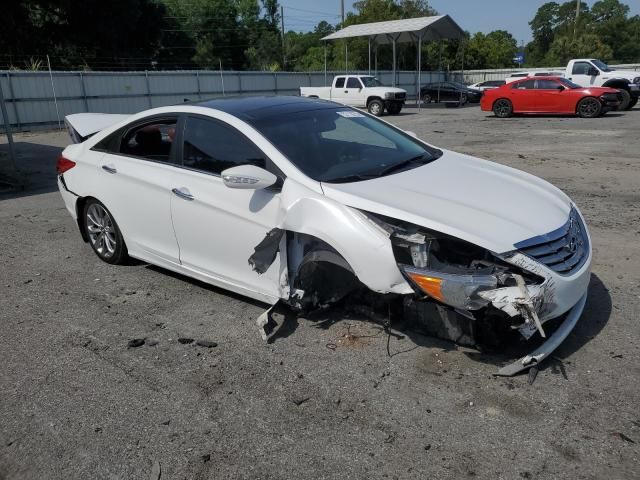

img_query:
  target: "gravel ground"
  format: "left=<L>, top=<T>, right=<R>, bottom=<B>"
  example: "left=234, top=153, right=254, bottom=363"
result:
left=1, top=104, right=639, bottom=480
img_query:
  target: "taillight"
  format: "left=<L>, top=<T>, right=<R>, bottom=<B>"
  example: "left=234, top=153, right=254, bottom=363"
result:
left=56, top=155, right=76, bottom=175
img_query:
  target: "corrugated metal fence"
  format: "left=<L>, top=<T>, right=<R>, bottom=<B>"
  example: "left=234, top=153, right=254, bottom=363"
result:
left=1, top=64, right=638, bottom=131
left=0, top=70, right=458, bottom=131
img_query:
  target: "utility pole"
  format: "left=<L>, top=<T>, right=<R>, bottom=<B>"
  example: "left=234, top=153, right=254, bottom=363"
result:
left=281, top=6, right=286, bottom=69
left=573, top=0, right=580, bottom=39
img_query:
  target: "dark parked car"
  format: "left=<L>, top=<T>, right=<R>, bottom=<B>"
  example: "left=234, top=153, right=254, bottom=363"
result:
left=420, top=82, right=483, bottom=104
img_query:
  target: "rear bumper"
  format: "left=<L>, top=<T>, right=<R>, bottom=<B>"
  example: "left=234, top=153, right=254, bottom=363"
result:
left=58, top=176, right=78, bottom=219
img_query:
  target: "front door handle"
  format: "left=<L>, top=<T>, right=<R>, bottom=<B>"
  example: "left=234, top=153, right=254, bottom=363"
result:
left=171, top=187, right=194, bottom=201
left=101, top=164, right=117, bottom=174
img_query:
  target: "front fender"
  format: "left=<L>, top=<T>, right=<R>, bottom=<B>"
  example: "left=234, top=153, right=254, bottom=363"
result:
left=278, top=180, right=412, bottom=295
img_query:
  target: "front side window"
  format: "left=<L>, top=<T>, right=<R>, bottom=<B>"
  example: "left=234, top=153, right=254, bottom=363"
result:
left=346, top=77, right=362, bottom=89
left=120, top=118, right=178, bottom=162
left=536, top=79, right=560, bottom=89
left=334, top=77, right=345, bottom=88
left=572, top=62, right=593, bottom=75
left=249, top=107, right=442, bottom=183
left=182, top=116, right=266, bottom=175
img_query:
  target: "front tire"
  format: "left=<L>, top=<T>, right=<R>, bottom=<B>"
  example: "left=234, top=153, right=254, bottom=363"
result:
left=492, top=99, right=513, bottom=118
left=618, top=89, right=632, bottom=110
left=627, top=97, right=638, bottom=109
left=421, top=93, right=431, bottom=104
left=387, top=102, right=402, bottom=115
left=83, top=199, right=128, bottom=264
left=367, top=99, right=384, bottom=116
left=577, top=97, right=602, bottom=118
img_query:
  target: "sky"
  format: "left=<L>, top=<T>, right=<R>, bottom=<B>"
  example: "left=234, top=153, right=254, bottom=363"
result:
left=280, top=0, right=640, bottom=44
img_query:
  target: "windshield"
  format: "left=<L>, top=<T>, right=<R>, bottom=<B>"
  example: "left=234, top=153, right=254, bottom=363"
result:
left=360, top=76, right=384, bottom=87
left=250, top=108, right=442, bottom=183
left=591, top=59, right=612, bottom=72
left=557, top=77, right=581, bottom=89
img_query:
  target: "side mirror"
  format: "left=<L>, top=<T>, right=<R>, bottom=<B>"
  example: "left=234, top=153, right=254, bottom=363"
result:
left=405, top=131, right=418, bottom=138
left=221, top=164, right=277, bottom=190
left=556, top=85, right=565, bottom=91
left=588, top=68, right=599, bottom=76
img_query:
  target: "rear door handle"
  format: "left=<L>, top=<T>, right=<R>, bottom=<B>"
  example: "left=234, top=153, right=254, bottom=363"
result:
left=171, top=187, right=194, bottom=201
left=101, top=164, right=117, bottom=174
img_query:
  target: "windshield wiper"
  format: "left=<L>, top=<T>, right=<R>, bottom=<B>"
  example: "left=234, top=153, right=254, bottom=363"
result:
left=323, top=173, right=379, bottom=184
left=377, top=153, right=436, bottom=177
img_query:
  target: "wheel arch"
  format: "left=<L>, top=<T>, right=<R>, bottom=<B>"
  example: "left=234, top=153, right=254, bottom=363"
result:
left=366, top=95, right=383, bottom=106
left=602, top=79, right=630, bottom=91
left=575, top=95, right=601, bottom=114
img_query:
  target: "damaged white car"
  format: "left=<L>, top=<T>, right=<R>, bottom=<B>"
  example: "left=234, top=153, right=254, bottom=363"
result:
left=59, top=97, right=591, bottom=375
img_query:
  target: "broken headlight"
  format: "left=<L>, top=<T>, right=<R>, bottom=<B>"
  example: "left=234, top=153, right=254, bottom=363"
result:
left=363, top=211, right=526, bottom=311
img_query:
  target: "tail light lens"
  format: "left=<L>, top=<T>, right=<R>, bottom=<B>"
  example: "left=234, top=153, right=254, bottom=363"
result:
left=56, top=155, right=76, bottom=175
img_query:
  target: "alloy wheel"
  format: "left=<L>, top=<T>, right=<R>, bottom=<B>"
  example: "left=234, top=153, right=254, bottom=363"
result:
left=86, top=203, right=117, bottom=259
left=493, top=99, right=512, bottom=117
left=578, top=98, right=600, bottom=118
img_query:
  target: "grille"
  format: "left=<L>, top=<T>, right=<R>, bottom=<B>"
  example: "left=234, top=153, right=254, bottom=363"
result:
left=395, top=92, right=406, bottom=100
left=514, top=208, right=589, bottom=276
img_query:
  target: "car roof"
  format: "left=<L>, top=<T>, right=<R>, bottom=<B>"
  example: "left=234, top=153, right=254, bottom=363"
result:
left=195, top=95, right=340, bottom=121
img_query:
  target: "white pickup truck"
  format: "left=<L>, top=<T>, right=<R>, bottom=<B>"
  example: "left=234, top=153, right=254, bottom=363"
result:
left=565, top=59, right=640, bottom=110
left=300, top=75, right=407, bottom=116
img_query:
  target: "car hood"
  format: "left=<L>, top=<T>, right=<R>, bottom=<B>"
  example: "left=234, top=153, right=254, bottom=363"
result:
left=365, top=87, right=406, bottom=94
left=605, top=70, right=637, bottom=81
left=321, top=149, right=572, bottom=253
left=579, top=86, right=620, bottom=95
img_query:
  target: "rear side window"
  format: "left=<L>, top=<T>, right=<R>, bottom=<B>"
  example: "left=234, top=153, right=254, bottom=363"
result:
left=513, top=80, right=535, bottom=90
left=346, top=77, right=362, bottom=88
left=120, top=119, right=178, bottom=162
left=334, top=77, right=345, bottom=88
left=182, top=116, right=267, bottom=175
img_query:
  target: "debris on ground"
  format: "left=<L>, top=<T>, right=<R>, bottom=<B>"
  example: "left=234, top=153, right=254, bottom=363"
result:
left=178, top=337, right=194, bottom=344
left=146, top=339, right=159, bottom=347
left=127, top=339, right=145, bottom=348
left=610, top=432, right=636, bottom=444
left=150, top=460, right=161, bottom=480
left=195, top=340, right=217, bottom=348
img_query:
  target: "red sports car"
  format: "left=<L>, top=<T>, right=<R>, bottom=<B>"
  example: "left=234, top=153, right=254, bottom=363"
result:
left=481, top=76, right=622, bottom=118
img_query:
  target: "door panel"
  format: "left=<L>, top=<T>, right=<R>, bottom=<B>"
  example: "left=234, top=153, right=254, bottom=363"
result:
left=509, top=80, right=538, bottom=112
left=91, top=118, right=181, bottom=263
left=170, top=169, right=281, bottom=298
left=95, top=153, right=180, bottom=263
left=170, top=115, right=282, bottom=299
left=342, top=77, right=365, bottom=106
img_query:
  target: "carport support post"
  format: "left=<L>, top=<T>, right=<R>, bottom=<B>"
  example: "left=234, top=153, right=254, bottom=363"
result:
left=417, top=33, right=422, bottom=109
left=324, top=43, right=327, bottom=85
left=392, top=37, right=397, bottom=87
left=368, top=37, right=372, bottom=75
left=345, top=41, right=349, bottom=73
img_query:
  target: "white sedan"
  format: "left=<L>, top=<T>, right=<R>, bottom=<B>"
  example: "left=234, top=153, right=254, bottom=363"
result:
left=59, top=97, right=591, bottom=375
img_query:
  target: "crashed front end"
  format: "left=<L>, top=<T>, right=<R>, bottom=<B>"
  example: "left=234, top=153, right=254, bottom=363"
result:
left=364, top=206, right=591, bottom=375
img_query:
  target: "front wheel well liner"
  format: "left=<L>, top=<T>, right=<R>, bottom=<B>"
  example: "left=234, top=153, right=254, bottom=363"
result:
left=602, top=80, right=630, bottom=91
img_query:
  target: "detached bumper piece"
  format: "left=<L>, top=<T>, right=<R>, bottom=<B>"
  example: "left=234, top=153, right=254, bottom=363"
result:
left=496, top=293, right=587, bottom=376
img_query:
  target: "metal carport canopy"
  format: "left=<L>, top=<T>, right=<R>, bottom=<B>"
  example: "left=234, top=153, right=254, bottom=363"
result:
left=321, top=15, right=465, bottom=44
left=321, top=15, right=465, bottom=105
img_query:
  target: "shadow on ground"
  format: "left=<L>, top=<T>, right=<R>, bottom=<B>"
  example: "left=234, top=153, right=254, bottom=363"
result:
left=0, top=142, right=62, bottom=200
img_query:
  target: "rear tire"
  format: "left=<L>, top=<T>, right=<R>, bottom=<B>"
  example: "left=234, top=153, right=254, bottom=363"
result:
left=618, top=89, right=631, bottom=110
left=577, top=97, right=602, bottom=118
left=83, top=199, right=129, bottom=265
left=628, top=97, right=638, bottom=109
left=492, top=99, right=513, bottom=118
left=367, top=99, right=384, bottom=116
left=421, top=93, right=431, bottom=104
